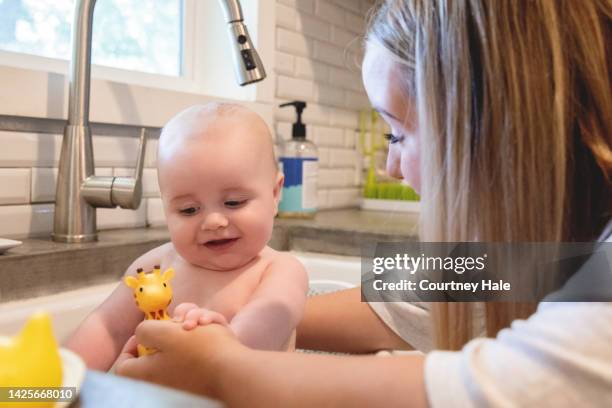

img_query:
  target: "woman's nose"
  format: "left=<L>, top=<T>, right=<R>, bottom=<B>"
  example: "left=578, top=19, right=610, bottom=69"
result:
left=201, top=212, right=229, bottom=230
left=386, top=148, right=403, bottom=179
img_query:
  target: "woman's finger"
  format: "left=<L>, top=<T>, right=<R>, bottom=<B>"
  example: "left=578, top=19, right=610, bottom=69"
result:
left=134, top=319, right=179, bottom=350
left=115, top=352, right=157, bottom=382
left=114, top=335, right=138, bottom=370
left=122, top=335, right=138, bottom=355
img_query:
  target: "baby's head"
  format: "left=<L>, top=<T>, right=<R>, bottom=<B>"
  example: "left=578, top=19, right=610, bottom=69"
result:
left=157, top=103, right=283, bottom=271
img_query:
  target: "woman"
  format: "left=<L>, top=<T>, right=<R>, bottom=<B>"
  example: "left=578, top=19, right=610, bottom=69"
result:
left=116, top=0, right=612, bottom=406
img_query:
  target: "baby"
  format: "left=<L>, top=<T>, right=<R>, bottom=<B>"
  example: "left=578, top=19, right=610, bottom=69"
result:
left=67, top=103, right=309, bottom=371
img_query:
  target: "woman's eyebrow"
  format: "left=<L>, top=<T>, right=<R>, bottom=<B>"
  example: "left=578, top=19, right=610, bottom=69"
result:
left=374, top=107, right=400, bottom=121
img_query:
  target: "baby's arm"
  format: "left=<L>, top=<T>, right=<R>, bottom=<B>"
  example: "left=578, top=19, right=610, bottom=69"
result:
left=65, top=244, right=169, bottom=370
left=229, top=253, right=308, bottom=350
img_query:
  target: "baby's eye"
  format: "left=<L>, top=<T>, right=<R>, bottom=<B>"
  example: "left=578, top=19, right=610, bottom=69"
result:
left=384, top=133, right=404, bottom=144
left=179, top=206, right=199, bottom=215
left=224, top=199, right=247, bottom=209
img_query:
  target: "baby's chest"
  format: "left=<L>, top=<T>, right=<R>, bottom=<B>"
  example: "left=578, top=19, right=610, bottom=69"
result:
left=168, top=266, right=266, bottom=320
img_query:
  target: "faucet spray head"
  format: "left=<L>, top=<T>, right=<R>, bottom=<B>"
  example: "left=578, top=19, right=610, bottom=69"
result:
left=218, top=0, right=266, bottom=86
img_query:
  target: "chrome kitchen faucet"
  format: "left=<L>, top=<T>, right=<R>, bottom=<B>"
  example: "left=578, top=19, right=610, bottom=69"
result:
left=53, top=0, right=266, bottom=242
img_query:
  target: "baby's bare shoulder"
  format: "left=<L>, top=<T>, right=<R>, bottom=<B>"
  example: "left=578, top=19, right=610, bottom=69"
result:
left=262, top=247, right=307, bottom=279
left=124, top=242, right=175, bottom=277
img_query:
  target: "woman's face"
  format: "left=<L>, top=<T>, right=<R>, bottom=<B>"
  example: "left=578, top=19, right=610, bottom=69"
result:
left=361, top=42, right=421, bottom=193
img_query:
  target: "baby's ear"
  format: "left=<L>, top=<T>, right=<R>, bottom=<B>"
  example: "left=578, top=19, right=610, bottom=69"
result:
left=273, top=172, right=284, bottom=211
left=124, top=276, right=139, bottom=289
left=162, top=267, right=175, bottom=282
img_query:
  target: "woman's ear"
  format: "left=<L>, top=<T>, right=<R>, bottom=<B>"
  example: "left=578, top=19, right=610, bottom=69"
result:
left=273, top=172, right=285, bottom=215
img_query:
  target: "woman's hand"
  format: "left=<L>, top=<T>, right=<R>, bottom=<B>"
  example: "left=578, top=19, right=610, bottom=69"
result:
left=115, top=320, right=243, bottom=398
left=172, top=302, right=229, bottom=330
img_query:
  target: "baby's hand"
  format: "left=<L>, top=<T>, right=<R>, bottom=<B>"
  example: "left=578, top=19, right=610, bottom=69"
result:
left=172, top=303, right=228, bottom=330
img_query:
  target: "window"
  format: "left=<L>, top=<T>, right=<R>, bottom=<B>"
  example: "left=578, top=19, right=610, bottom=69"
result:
left=0, top=0, right=273, bottom=113
left=0, top=0, right=183, bottom=76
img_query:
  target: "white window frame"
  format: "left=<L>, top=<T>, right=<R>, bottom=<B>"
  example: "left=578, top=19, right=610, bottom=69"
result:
left=0, top=0, right=275, bottom=127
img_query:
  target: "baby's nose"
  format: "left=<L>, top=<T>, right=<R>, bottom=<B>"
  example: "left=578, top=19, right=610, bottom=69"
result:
left=202, top=212, right=229, bottom=230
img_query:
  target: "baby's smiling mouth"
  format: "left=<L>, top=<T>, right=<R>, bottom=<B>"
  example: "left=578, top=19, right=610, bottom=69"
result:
left=202, top=237, right=240, bottom=250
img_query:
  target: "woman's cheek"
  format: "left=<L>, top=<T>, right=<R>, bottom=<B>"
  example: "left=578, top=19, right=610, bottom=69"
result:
left=386, top=145, right=403, bottom=179
left=400, top=138, right=421, bottom=193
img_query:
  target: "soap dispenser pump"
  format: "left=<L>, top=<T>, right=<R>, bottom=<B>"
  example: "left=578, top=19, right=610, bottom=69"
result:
left=277, top=101, right=318, bottom=218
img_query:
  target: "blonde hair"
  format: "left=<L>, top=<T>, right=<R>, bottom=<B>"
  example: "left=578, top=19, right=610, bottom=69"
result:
left=367, top=0, right=612, bottom=349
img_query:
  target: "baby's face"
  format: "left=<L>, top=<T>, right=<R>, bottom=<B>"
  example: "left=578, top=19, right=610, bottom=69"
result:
left=158, top=116, right=281, bottom=271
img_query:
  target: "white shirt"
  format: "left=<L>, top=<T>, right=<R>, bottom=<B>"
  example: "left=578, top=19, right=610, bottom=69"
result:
left=369, top=223, right=612, bottom=407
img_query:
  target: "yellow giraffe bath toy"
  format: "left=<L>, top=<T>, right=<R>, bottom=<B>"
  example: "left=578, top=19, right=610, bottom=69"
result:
left=124, top=265, right=175, bottom=356
left=0, top=313, right=63, bottom=408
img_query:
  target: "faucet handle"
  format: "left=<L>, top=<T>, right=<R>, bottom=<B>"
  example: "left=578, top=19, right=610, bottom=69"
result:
left=111, top=128, right=147, bottom=209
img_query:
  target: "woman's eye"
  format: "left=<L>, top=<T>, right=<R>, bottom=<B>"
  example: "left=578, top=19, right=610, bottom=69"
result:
left=384, top=133, right=404, bottom=144
left=224, top=200, right=247, bottom=208
left=179, top=207, right=199, bottom=215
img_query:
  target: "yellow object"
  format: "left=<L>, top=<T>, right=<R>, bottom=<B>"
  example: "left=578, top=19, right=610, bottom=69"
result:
left=124, top=265, right=175, bottom=356
left=359, top=109, right=420, bottom=201
left=0, top=313, right=62, bottom=408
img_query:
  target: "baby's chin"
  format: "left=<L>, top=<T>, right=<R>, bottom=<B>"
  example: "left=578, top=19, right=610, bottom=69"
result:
left=187, top=252, right=256, bottom=272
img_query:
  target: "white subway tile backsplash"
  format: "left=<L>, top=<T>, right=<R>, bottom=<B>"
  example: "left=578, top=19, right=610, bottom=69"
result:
left=0, top=131, right=62, bottom=167
left=277, top=28, right=312, bottom=57
left=314, top=0, right=345, bottom=24
left=277, top=3, right=298, bottom=29
left=317, top=147, right=330, bottom=166
left=275, top=122, right=293, bottom=142
left=313, top=125, right=345, bottom=147
left=144, top=138, right=158, bottom=169
left=344, top=90, right=371, bottom=110
left=330, top=25, right=358, bottom=47
left=93, top=135, right=143, bottom=168
left=301, top=103, right=332, bottom=126
left=317, top=189, right=330, bottom=209
left=344, top=128, right=358, bottom=148
left=333, top=0, right=362, bottom=13
left=344, top=12, right=366, bottom=34
left=146, top=197, right=166, bottom=227
left=329, top=108, right=359, bottom=128
left=143, top=169, right=160, bottom=198
left=313, top=41, right=346, bottom=67
left=328, top=187, right=360, bottom=207
left=0, top=203, right=54, bottom=238
left=314, top=85, right=344, bottom=107
left=98, top=203, right=147, bottom=230
left=327, top=148, right=358, bottom=168
left=296, top=14, right=331, bottom=42
left=0, top=168, right=30, bottom=204
left=275, top=52, right=295, bottom=76
left=295, top=57, right=329, bottom=80
left=361, top=0, right=374, bottom=14
left=274, top=0, right=371, bottom=216
left=97, top=132, right=153, bottom=164
left=31, top=168, right=57, bottom=203
left=329, top=67, right=363, bottom=92
left=318, top=168, right=353, bottom=188
left=353, top=164, right=362, bottom=186
left=277, top=75, right=315, bottom=101
left=296, top=0, right=315, bottom=14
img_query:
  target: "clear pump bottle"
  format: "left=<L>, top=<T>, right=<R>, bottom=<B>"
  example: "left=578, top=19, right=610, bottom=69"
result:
left=277, top=101, right=318, bottom=218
